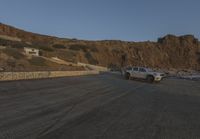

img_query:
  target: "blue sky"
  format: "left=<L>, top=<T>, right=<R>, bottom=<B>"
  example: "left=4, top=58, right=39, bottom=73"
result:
left=0, top=0, right=200, bottom=41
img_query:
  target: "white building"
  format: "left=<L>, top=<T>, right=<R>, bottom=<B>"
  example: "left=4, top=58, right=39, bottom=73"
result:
left=24, top=47, right=39, bottom=56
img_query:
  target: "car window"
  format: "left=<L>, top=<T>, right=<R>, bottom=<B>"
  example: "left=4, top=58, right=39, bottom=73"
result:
left=133, top=67, right=138, bottom=71
left=139, top=68, right=146, bottom=72
left=126, top=67, right=132, bottom=70
left=146, top=68, right=154, bottom=72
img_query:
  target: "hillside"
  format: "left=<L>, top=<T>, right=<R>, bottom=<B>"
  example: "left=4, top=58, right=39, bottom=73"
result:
left=0, top=23, right=200, bottom=71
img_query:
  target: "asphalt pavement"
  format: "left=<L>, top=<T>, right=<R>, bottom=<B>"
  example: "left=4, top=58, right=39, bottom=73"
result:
left=0, top=73, right=200, bottom=139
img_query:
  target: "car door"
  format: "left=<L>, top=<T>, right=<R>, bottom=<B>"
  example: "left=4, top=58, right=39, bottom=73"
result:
left=126, top=67, right=133, bottom=77
left=131, top=67, right=139, bottom=78
left=138, top=68, right=147, bottom=79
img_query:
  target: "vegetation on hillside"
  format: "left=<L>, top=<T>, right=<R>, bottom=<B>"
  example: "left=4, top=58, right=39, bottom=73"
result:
left=0, top=23, right=200, bottom=71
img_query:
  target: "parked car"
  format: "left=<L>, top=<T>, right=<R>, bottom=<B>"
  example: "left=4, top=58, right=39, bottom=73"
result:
left=125, top=67, right=165, bottom=83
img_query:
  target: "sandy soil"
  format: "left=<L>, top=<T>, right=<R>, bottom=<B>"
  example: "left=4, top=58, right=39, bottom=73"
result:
left=0, top=73, right=200, bottom=139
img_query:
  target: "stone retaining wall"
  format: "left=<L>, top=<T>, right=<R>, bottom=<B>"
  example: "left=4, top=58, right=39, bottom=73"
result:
left=0, top=71, right=99, bottom=81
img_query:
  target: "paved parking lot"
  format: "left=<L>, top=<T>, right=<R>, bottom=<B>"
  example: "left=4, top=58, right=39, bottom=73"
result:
left=0, top=73, right=200, bottom=139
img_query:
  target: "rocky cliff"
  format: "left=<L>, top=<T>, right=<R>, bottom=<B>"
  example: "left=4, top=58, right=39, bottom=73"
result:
left=0, top=23, right=200, bottom=71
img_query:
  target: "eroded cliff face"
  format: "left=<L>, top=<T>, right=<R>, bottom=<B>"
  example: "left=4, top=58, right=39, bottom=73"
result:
left=0, top=23, right=200, bottom=70
left=156, top=35, right=200, bottom=69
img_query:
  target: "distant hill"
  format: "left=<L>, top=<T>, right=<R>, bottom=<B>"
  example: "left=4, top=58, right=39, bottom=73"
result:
left=0, top=23, right=200, bottom=71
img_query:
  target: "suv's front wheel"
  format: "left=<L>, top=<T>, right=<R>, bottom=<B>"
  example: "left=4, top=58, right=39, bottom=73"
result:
left=147, top=75, right=154, bottom=83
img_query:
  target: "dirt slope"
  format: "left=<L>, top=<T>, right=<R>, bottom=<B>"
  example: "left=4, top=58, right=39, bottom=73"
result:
left=0, top=23, right=200, bottom=71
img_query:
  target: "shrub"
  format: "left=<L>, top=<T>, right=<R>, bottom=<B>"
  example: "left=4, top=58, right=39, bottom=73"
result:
left=0, top=38, right=10, bottom=46
left=6, top=59, right=16, bottom=69
left=29, top=42, right=53, bottom=51
left=35, top=45, right=54, bottom=51
left=85, top=52, right=98, bottom=65
left=68, top=44, right=87, bottom=52
left=28, top=57, right=47, bottom=66
left=3, top=48, right=24, bottom=59
left=112, top=49, right=122, bottom=54
left=12, top=42, right=30, bottom=49
left=68, top=44, right=98, bottom=52
left=52, top=44, right=66, bottom=49
left=0, top=38, right=31, bottom=49
left=88, top=46, right=98, bottom=52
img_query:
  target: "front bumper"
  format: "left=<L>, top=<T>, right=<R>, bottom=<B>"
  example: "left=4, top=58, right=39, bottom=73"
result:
left=154, top=76, right=162, bottom=81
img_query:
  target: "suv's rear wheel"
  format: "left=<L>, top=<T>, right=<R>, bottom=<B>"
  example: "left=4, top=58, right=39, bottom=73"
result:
left=147, top=75, right=154, bottom=83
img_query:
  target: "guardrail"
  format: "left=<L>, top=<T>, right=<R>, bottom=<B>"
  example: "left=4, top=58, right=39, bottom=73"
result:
left=0, top=71, right=100, bottom=81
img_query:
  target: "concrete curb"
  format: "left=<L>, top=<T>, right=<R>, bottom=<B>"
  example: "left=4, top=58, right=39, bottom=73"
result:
left=0, top=71, right=100, bottom=81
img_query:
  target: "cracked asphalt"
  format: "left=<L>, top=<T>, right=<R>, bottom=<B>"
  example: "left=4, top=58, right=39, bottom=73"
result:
left=0, top=73, right=200, bottom=139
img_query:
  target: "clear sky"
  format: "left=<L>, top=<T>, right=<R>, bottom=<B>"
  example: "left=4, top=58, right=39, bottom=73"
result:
left=0, top=0, right=200, bottom=41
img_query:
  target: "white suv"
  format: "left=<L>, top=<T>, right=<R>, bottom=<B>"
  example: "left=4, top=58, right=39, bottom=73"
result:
left=125, top=67, right=165, bottom=82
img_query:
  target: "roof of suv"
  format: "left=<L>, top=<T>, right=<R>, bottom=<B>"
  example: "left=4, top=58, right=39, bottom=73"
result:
left=127, top=67, right=154, bottom=72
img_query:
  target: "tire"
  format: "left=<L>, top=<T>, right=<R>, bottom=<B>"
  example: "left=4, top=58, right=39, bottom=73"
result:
left=125, top=73, right=130, bottom=80
left=147, top=75, right=154, bottom=83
